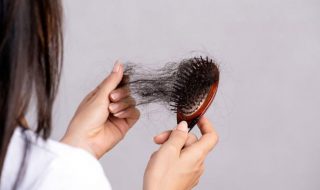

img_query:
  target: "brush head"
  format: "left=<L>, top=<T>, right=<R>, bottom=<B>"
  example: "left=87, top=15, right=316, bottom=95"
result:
left=122, top=56, right=219, bottom=131
left=171, top=56, right=219, bottom=131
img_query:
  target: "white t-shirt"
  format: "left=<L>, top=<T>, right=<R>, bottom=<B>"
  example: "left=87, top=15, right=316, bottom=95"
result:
left=0, top=127, right=112, bottom=190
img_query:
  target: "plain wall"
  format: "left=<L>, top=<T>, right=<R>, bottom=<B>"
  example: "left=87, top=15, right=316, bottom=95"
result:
left=51, top=0, right=320, bottom=189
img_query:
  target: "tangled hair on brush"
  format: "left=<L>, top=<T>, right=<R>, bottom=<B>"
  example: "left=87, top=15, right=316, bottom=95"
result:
left=123, top=56, right=219, bottom=115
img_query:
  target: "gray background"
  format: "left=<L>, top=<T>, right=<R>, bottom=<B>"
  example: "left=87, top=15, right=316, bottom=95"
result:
left=50, top=0, right=320, bottom=189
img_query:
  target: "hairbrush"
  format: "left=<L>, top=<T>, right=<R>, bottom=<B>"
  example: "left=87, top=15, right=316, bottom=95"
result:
left=172, top=56, right=219, bottom=131
left=122, top=56, right=219, bottom=132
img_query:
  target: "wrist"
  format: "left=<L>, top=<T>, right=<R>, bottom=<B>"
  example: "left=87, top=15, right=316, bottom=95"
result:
left=60, top=134, right=98, bottom=159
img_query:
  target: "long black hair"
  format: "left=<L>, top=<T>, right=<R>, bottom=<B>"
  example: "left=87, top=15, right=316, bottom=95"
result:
left=0, top=0, right=63, bottom=179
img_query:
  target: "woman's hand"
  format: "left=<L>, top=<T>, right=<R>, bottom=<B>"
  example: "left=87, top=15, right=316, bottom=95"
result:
left=143, top=116, right=218, bottom=190
left=61, top=61, right=140, bottom=159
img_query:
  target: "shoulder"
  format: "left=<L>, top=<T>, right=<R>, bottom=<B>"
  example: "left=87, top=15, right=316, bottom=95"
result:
left=1, top=128, right=112, bottom=190
left=36, top=145, right=112, bottom=190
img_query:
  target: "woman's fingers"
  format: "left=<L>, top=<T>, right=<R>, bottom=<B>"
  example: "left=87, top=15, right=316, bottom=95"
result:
left=154, top=130, right=198, bottom=147
left=190, top=116, right=219, bottom=156
left=153, top=130, right=171, bottom=144
left=109, top=86, right=130, bottom=102
left=96, top=61, right=124, bottom=99
left=109, top=96, right=136, bottom=114
left=113, top=106, right=139, bottom=118
left=112, top=106, right=140, bottom=126
left=160, top=121, right=189, bottom=154
left=155, top=117, right=217, bottom=158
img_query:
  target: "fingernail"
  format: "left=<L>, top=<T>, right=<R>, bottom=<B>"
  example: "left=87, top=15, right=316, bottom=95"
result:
left=114, top=110, right=124, bottom=117
left=176, top=121, right=188, bottom=132
left=110, top=93, right=118, bottom=100
left=109, top=103, right=118, bottom=112
left=112, top=61, right=121, bottom=73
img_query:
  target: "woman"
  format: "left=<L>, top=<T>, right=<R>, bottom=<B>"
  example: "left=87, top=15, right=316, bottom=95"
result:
left=0, top=0, right=218, bottom=189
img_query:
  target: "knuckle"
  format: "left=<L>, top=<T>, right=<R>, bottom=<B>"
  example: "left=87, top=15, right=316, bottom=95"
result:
left=165, top=143, right=179, bottom=153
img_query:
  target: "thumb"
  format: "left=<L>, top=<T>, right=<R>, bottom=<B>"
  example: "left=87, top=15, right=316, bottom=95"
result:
left=97, top=61, right=123, bottom=98
left=162, top=121, right=189, bottom=153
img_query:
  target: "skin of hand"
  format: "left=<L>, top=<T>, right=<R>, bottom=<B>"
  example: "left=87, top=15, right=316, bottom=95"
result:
left=61, top=61, right=140, bottom=159
left=143, top=116, right=218, bottom=190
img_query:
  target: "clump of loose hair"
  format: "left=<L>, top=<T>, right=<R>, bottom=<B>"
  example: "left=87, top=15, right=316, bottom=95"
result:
left=122, top=56, right=219, bottom=115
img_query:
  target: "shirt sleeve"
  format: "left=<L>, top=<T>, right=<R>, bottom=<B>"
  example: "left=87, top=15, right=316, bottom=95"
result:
left=33, top=148, right=112, bottom=190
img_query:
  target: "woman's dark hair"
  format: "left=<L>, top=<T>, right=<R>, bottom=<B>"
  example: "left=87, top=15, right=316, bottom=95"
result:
left=0, top=0, right=63, bottom=179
